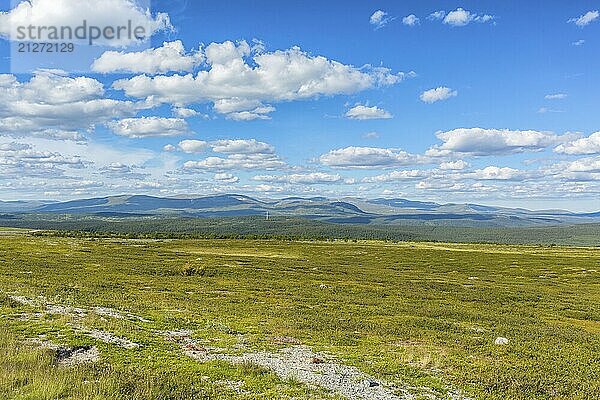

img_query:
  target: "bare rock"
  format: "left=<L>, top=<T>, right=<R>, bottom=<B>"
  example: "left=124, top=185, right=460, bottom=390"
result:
left=494, top=337, right=509, bottom=345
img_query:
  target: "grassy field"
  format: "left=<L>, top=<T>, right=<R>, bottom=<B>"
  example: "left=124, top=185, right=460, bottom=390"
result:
left=0, top=233, right=599, bottom=399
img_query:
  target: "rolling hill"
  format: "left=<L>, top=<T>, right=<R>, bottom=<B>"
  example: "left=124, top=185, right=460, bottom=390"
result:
left=0, top=194, right=598, bottom=228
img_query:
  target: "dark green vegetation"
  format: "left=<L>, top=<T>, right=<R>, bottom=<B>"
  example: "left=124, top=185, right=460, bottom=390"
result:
left=1, top=233, right=599, bottom=399
left=1, top=214, right=599, bottom=246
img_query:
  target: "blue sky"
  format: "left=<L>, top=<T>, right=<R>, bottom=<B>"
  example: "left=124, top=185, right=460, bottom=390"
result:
left=0, top=0, right=599, bottom=211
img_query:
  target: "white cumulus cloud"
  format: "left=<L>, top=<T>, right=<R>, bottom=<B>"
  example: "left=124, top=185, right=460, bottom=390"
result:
left=112, top=41, right=411, bottom=120
left=181, top=139, right=285, bottom=171
left=214, top=173, right=239, bottom=183
left=428, top=11, right=446, bottom=21
left=184, top=154, right=286, bottom=171
left=172, top=107, right=200, bottom=118
left=402, top=15, right=420, bottom=26
left=471, top=166, right=527, bottom=181
left=345, top=105, right=392, bottom=120
left=178, top=140, right=208, bottom=153
left=555, top=132, right=600, bottom=155
left=362, top=170, right=428, bottom=183
left=210, top=139, right=275, bottom=154
left=0, top=0, right=172, bottom=47
left=427, top=128, right=572, bottom=156
left=319, top=147, right=422, bottom=169
left=108, top=117, right=189, bottom=138
left=0, top=70, right=149, bottom=139
left=92, top=41, right=203, bottom=74
left=253, top=173, right=342, bottom=185
left=429, top=8, right=494, bottom=27
left=565, top=157, right=600, bottom=173
left=420, top=87, right=457, bottom=103
left=439, top=160, right=469, bottom=170
left=569, top=10, right=599, bottom=27
left=370, top=10, right=394, bottom=29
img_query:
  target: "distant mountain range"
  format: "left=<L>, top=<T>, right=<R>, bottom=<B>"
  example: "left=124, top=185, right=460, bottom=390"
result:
left=1, top=194, right=599, bottom=228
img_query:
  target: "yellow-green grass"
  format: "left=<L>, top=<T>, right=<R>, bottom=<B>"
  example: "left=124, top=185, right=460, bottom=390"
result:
left=0, top=236, right=599, bottom=399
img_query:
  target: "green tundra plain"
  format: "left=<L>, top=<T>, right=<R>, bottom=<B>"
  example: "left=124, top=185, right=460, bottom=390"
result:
left=1, top=233, right=599, bottom=399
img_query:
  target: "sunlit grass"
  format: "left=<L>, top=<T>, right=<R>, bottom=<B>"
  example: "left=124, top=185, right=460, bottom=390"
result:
left=0, top=236, right=599, bottom=399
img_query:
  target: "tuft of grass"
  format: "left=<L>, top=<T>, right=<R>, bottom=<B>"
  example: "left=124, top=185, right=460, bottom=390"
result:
left=174, top=261, right=218, bottom=277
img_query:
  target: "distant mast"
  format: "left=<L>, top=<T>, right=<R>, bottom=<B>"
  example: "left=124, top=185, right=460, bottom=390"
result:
left=266, top=210, right=270, bottom=220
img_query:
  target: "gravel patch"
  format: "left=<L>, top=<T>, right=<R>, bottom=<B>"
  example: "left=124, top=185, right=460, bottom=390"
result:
left=56, top=346, right=100, bottom=366
left=10, top=295, right=86, bottom=317
left=186, top=345, right=413, bottom=400
left=26, top=338, right=100, bottom=366
left=157, top=329, right=195, bottom=340
left=8, top=294, right=149, bottom=322
left=93, top=306, right=151, bottom=322
left=9, top=295, right=38, bottom=306
left=16, top=312, right=45, bottom=321
left=9, top=296, right=152, bottom=322
left=46, top=304, right=88, bottom=317
left=86, top=329, right=141, bottom=349
left=9, top=294, right=142, bottom=350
